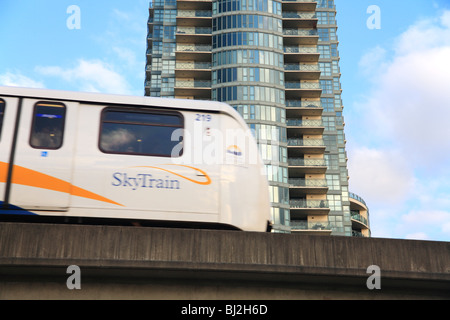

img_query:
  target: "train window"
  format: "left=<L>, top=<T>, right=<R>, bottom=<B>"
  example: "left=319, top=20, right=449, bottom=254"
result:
left=0, top=99, right=4, bottom=141
left=30, top=102, right=66, bottom=149
left=99, top=108, right=183, bottom=157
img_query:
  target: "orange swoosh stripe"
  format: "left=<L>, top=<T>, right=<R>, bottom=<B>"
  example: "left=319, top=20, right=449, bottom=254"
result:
left=0, top=161, right=123, bottom=207
left=132, top=164, right=212, bottom=186
left=0, top=161, right=8, bottom=183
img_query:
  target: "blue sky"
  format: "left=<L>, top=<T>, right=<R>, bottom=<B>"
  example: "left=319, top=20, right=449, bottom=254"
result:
left=1, top=1, right=450, bottom=241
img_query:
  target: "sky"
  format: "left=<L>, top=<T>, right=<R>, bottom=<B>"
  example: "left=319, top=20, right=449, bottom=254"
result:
left=1, top=0, right=450, bottom=242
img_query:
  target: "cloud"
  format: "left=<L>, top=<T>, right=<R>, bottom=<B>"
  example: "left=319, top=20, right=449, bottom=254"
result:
left=349, top=10, right=450, bottom=241
left=112, top=47, right=138, bottom=67
left=0, top=72, right=45, bottom=88
left=347, top=147, right=416, bottom=205
left=36, top=59, right=132, bottom=95
left=358, top=46, right=388, bottom=77
left=401, top=210, right=450, bottom=240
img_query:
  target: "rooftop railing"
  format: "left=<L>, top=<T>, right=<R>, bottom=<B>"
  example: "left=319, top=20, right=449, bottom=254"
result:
left=349, top=192, right=368, bottom=207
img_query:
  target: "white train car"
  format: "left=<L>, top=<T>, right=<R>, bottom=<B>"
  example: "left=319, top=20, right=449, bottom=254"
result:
left=0, top=86, right=271, bottom=232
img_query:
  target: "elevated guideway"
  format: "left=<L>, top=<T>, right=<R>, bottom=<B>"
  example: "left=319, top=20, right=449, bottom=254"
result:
left=0, top=222, right=449, bottom=299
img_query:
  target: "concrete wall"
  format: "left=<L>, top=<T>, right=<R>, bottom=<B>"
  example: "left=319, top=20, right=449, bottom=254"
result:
left=0, top=222, right=449, bottom=299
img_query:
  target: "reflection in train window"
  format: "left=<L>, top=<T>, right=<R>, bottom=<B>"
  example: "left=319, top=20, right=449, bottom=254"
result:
left=99, top=108, right=183, bottom=157
left=30, top=102, right=66, bottom=149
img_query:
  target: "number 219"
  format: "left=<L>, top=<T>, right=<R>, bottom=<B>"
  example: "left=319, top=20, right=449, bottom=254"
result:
left=196, top=114, right=212, bottom=122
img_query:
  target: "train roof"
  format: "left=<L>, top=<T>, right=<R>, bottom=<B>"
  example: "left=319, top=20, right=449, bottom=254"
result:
left=0, top=86, right=245, bottom=123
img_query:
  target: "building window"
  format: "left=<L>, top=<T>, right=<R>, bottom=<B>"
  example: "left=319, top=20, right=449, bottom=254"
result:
left=30, top=102, right=66, bottom=149
left=320, top=80, right=333, bottom=94
left=326, top=174, right=340, bottom=190
left=327, top=194, right=342, bottom=211
left=100, top=108, right=183, bottom=157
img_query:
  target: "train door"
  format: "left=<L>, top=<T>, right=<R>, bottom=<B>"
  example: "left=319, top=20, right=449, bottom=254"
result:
left=6, top=98, right=78, bottom=211
left=0, top=97, right=19, bottom=209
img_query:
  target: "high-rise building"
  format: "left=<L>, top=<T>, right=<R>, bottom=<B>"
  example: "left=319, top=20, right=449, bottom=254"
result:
left=145, top=0, right=370, bottom=236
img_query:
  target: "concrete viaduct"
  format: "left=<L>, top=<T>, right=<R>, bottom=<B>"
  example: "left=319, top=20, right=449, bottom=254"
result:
left=0, top=222, right=449, bottom=300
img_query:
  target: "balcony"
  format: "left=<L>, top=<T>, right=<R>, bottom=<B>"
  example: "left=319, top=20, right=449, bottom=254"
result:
left=290, top=220, right=332, bottom=235
left=288, top=157, right=327, bottom=174
left=176, top=44, right=212, bottom=61
left=282, top=11, right=318, bottom=28
left=286, top=118, right=324, bottom=135
left=283, top=28, right=318, bottom=45
left=286, top=99, right=323, bottom=116
left=177, top=10, right=212, bottom=27
left=287, top=139, right=325, bottom=157
left=349, top=192, right=368, bottom=208
left=284, top=46, right=320, bottom=63
left=289, top=178, right=328, bottom=196
left=285, top=81, right=321, bottom=99
left=351, top=212, right=369, bottom=227
left=175, top=61, right=211, bottom=79
left=282, top=0, right=317, bottom=12
left=284, top=63, right=320, bottom=81
left=174, top=80, right=211, bottom=98
left=176, top=27, right=212, bottom=44
left=177, top=0, right=212, bottom=10
left=290, top=199, right=330, bottom=216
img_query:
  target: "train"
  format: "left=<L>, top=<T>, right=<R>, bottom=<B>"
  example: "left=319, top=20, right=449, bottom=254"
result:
left=0, top=86, right=271, bottom=232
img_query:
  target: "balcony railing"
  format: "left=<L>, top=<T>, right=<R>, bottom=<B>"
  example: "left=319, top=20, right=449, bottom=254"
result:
left=288, top=158, right=326, bottom=166
left=177, top=27, right=212, bottom=35
left=352, top=230, right=365, bottom=237
left=176, top=62, right=211, bottom=70
left=289, top=178, right=327, bottom=187
left=282, top=12, right=316, bottom=19
left=287, top=139, right=324, bottom=147
left=176, top=44, right=212, bottom=52
left=283, top=28, right=318, bottom=36
left=283, top=0, right=317, bottom=2
left=286, top=119, right=323, bottom=127
left=286, top=100, right=321, bottom=108
left=349, top=192, right=368, bottom=207
left=177, top=10, right=212, bottom=17
left=284, top=46, right=318, bottom=54
left=284, top=63, right=319, bottom=71
left=351, top=213, right=368, bottom=226
left=290, top=221, right=331, bottom=231
left=285, top=82, right=320, bottom=89
left=175, top=80, right=211, bottom=88
left=290, top=199, right=328, bottom=209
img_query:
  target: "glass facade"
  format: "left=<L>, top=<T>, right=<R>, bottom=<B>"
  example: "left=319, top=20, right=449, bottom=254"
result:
left=212, top=0, right=289, bottom=230
left=316, top=0, right=352, bottom=236
left=145, top=0, right=370, bottom=236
